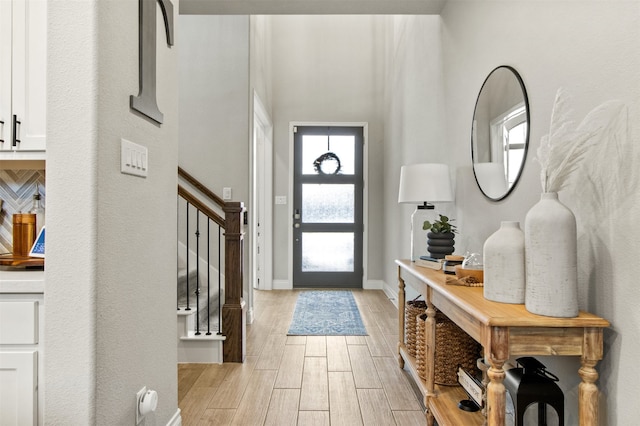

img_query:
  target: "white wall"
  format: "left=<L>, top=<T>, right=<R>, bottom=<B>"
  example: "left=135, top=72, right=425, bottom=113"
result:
left=179, top=15, right=250, bottom=202
left=382, top=15, right=449, bottom=300
left=46, top=1, right=179, bottom=424
left=270, top=15, right=386, bottom=284
left=383, top=3, right=640, bottom=425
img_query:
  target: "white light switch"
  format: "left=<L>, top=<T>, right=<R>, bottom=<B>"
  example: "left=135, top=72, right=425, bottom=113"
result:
left=121, top=139, right=148, bottom=178
left=223, top=187, right=232, bottom=200
left=275, top=196, right=287, bottom=205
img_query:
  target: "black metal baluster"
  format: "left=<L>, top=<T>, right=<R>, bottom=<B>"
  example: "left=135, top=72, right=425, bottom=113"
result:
left=195, top=210, right=201, bottom=335
left=206, top=218, right=211, bottom=335
left=217, top=226, right=222, bottom=335
left=185, top=202, right=191, bottom=311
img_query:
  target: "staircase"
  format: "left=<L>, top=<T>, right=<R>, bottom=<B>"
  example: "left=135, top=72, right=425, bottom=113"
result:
left=176, top=255, right=225, bottom=363
left=176, top=167, right=247, bottom=363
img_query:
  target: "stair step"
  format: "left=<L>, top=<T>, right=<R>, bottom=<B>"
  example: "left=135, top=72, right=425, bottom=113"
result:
left=181, top=331, right=226, bottom=341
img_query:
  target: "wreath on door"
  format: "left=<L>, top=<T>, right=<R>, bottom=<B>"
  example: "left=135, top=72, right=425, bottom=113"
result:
left=313, top=152, right=342, bottom=175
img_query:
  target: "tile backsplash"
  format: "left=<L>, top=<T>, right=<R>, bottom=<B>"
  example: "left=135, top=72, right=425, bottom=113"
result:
left=0, top=169, right=46, bottom=254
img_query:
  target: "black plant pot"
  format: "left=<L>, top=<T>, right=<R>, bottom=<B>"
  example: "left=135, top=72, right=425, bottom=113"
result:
left=427, top=232, right=455, bottom=259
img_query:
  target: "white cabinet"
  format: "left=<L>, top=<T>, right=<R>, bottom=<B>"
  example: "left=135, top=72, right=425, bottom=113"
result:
left=0, top=0, right=47, bottom=155
left=0, top=295, right=43, bottom=426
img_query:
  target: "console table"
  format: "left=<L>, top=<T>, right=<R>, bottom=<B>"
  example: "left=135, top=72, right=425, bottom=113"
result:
left=396, top=259, right=609, bottom=426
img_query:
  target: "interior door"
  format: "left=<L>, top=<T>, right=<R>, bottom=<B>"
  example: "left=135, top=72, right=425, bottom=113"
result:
left=292, top=125, right=364, bottom=288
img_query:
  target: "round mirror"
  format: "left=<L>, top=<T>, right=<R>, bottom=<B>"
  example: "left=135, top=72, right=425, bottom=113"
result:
left=471, top=66, right=530, bottom=201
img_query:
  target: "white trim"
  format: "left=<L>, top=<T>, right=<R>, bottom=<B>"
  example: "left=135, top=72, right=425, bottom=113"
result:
left=364, top=279, right=384, bottom=290
left=166, top=409, right=182, bottom=426
left=288, top=122, right=369, bottom=289
left=252, top=91, right=274, bottom=292
left=382, top=281, right=398, bottom=308
left=272, top=279, right=291, bottom=290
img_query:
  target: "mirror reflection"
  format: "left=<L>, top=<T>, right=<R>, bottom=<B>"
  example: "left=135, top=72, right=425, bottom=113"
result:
left=472, top=66, right=529, bottom=201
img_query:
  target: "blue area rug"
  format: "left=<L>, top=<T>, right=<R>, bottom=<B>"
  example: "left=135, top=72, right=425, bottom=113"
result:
left=287, top=291, right=368, bottom=336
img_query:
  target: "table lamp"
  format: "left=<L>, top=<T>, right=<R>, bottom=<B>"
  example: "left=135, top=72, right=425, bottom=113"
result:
left=398, top=163, right=454, bottom=261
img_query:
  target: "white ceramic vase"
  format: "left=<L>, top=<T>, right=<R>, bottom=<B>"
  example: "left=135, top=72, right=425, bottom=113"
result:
left=483, top=221, right=525, bottom=304
left=524, top=192, right=578, bottom=317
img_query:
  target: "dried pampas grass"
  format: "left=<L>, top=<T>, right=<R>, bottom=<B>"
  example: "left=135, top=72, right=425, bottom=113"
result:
left=538, top=88, right=627, bottom=193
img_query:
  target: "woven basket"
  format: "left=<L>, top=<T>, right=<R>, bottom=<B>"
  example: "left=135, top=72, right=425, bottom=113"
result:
left=416, top=313, right=428, bottom=379
left=416, top=310, right=482, bottom=385
left=405, top=300, right=427, bottom=357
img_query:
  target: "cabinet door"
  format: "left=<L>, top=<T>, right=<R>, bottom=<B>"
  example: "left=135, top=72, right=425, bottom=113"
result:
left=9, top=0, right=47, bottom=152
left=0, top=0, right=12, bottom=151
left=0, top=351, right=37, bottom=426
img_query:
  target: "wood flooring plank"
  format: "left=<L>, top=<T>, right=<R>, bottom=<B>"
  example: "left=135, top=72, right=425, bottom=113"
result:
left=373, top=356, right=422, bottom=411
left=275, top=344, right=306, bottom=388
left=346, top=336, right=367, bottom=345
left=328, top=371, right=363, bottom=426
left=299, top=357, right=329, bottom=411
left=305, top=336, right=326, bottom=357
left=255, top=334, right=288, bottom=370
left=287, top=335, right=307, bottom=345
left=348, top=344, right=382, bottom=389
left=357, top=388, right=396, bottom=425
left=178, top=364, right=208, bottom=404
left=230, top=369, right=278, bottom=426
left=180, top=386, right=216, bottom=426
left=297, top=411, right=330, bottom=426
left=392, top=410, right=427, bottom=426
left=198, top=409, right=236, bottom=425
left=326, top=336, right=351, bottom=372
left=264, top=388, right=301, bottom=426
left=366, top=328, right=395, bottom=357
left=208, top=356, right=258, bottom=409
left=193, top=363, right=231, bottom=388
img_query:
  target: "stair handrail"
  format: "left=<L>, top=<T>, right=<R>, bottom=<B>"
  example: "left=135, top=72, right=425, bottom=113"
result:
left=177, top=185, right=225, bottom=228
left=179, top=166, right=226, bottom=208
left=177, top=166, right=246, bottom=363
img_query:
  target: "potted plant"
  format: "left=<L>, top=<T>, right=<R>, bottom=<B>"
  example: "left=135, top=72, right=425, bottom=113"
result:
left=423, top=214, right=457, bottom=259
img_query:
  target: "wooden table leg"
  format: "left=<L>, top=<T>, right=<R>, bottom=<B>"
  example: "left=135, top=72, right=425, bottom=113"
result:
left=486, top=326, right=509, bottom=426
left=425, top=295, right=436, bottom=426
left=397, top=269, right=406, bottom=369
left=579, top=328, right=603, bottom=426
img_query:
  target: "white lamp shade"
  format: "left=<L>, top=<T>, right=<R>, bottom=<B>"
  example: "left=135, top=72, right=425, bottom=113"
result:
left=398, top=163, right=454, bottom=204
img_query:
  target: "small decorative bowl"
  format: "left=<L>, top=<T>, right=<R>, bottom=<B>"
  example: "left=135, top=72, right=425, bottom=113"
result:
left=455, top=265, right=484, bottom=282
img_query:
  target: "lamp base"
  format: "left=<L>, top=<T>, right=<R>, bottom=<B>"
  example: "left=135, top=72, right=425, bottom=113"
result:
left=410, top=207, right=438, bottom=261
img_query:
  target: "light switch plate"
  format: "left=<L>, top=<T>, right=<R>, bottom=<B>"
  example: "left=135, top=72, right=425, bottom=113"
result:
left=121, top=138, right=148, bottom=178
left=275, top=196, right=287, bottom=205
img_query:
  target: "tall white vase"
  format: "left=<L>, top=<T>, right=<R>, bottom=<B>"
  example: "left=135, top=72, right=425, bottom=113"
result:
left=483, top=221, right=525, bottom=304
left=524, top=192, right=578, bottom=317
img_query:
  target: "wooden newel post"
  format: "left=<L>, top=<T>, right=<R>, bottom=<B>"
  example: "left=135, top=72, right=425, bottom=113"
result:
left=222, top=202, right=246, bottom=362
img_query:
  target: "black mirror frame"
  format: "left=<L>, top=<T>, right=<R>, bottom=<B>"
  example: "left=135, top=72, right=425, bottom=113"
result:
left=471, top=65, right=530, bottom=202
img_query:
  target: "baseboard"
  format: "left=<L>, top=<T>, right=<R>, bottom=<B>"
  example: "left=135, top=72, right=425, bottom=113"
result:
left=363, top=279, right=384, bottom=290
left=167, top=409, right=181, bottom=426
left=272, top=279, right=291, bottom=290
left=382, top=281, right=399, bottom=309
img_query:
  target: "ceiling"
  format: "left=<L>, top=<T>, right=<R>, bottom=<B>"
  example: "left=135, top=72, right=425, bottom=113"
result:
left=179, top=0, right=447, bottom=15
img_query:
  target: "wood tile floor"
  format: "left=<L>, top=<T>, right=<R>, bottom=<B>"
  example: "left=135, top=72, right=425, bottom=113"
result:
left=178, top=289, right=427, bottom=425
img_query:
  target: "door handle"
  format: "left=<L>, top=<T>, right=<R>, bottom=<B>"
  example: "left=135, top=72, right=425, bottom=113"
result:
left=294, top=223, right=300, bottom=228
left=294, top=209, right=301, bottom=220
left=0, top=119, right=4, bottom=143
left=12, top=115, right=21, bottom=146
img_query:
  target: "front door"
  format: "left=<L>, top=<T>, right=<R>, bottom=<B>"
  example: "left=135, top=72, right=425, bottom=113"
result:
left=292, top=125, right=364, bottom=288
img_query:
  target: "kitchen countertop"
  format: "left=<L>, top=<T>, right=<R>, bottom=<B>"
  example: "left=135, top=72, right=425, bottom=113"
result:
left=0, top=268, right=44, bottom=293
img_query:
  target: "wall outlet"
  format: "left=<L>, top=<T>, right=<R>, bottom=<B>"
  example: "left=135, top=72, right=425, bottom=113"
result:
left=136, top=386, right=147, bottom=424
